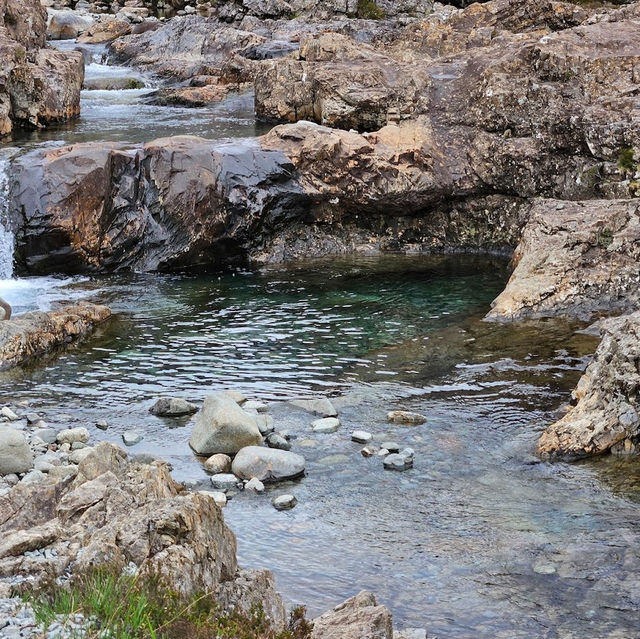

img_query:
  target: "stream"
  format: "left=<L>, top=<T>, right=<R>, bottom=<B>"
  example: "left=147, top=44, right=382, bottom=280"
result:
left=1, top=37, right=640, bottom=639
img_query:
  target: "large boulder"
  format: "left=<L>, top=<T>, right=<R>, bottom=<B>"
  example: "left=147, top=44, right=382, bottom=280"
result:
left=46, top=10, right=94, bottom=40
left=311, top=591, right=393, bottom=639
left=538, top=312, right=640, bottom=459
left=231, top=446, right=305, bottom=482
left=0, top=303, right=112, bottom=370
left=0, top=427, right=33, bottom=475
left=189, top=394, right=262, bottom=456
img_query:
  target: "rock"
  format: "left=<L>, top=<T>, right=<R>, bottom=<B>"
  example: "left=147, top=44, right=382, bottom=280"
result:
left=289, top=398, right=338, bottom=417
left=312, top=417, right=341, bottom=434
left=69, top=448, right=94, bottom=465
left=189, top=394, right=262, bottom=456
left=210, top=473, right=241, bottom=491
left=47, top=465, right=78, bottom=480
left=243, top=400, right=269, bottom=413
left=150, top=397, right=198, bottom=417
left=77, top=18, right=131, bottom=44
left=0, top=305, right=112, bottom=370
left=245, top=477, right=265, bottom=493
left=232, top=446, right=305, bottom=482
left=352, top=430, right=373, bottom=444
left=0, top=297, right=11, bottom=320
left=204, top=454, right=232, bottom=474
left=394, top=630, right=427, bottom=639
left=311, top=591, right=393, bottom=639
left=538, top=312, right=640, bottom=459
left=377, top=448, right=390, bottom=457
left=21, top=469, right=45, bottom=485
left=25, top=413, right=39, bottom=424
left=383, top=454, right=413, bottom=472
left=0, top=427, right=33, bottom=475
left=57, top=427, right=89, bottom=445
left=122, top=431, right=142, bottom=446
left=147, top=84, right=232, bottom=107
left=381, top=442, right=400, bottom=454
left=223, top=390, right=247, bottom=405
left=0, top=407, right=19, bottom=421
left=83, top=77, right=146, bottom=91
left=272, top=494, right=297, bottom=511
left=256, top=414, right=275, bottom=436
left=361, top=446, right=377, bottom=457
left=95, top=419, right=108, bottom=431
left=47, top=10, right=94, bottom=40
left=265, top=432, right=291, bottom=451
left=387, top=411, right=426, bottom=426
left=200, top=490, right=227, bottom=507
left=33, top=428, right=56, bottom=445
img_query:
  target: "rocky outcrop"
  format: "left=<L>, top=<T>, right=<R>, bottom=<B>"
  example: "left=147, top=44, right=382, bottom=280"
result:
left=0, top=303, right=112, bottom=370
left=538, top=312, right=640, bottom=459
left=488, top=199, right=640, bottom=321
left=0, top=0, right=83, bottom=137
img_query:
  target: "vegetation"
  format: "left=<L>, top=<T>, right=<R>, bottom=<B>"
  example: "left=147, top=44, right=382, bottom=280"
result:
left=618, top=147, right=638, bottom=174
left=356, top=0, right=385, bottom=20
left=28, top=568, right=313, bottom=639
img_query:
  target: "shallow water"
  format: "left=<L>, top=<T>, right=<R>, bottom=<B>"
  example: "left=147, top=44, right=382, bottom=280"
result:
left=2, top=255, right=640, bottom=638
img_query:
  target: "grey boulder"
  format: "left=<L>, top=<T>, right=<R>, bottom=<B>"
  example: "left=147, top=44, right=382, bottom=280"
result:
left=190, top=394, right=262, bottom=456
left=150, top=397, right=198, bottom=417
left=232, top=446, right=305, bottom=483
left=0, top=427, right=34, bottom=475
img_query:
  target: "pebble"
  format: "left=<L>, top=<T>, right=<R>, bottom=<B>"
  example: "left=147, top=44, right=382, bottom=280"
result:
left=266, top=432, right=291, bottom=451
left=272, top=494, right=297, bottom=511
left=1, top=407, right=19, bottom=421
left=255, top=414, right=275, bottom=435
left=381, top=441, right=400, bottom=453
left=122, top=431, right=143, bottom=446
left=25, top=413, right=40, bottom=424
left=361, top=446, right=377, bottom=457
left=245, top=477, right=265, bottom=493
left=57, top=427, right=89, bottom=445
left=21, top=469, right=46, bottom=485
left=204, top=453, right=232, bottom=474
left=387, top=410, right=426, bottom=425
left=210, top=473, right=240, bottom=491
left=95, top=419, right=109, bottom=430
left=351, top=430, right=373, bottom=443
left=383, top=453, right=414, bottom=471
left=311, top=417, right=340, bottom=434
left=377, top=448, right=390, bottom=457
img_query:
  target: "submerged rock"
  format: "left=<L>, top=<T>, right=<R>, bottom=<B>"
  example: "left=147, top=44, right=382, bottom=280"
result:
left=289, top=398, right=338, bottom=417
left=538, top=312, right=640, bottom=459
left=189, top=394, right=262, bottom=456
left=387, top=411, right=426, bottom=426
left=232, top=446, right=305, bottom=482
left=150, top=397, right=199, bottom=417
left=272, top=494, right=297, bottom=511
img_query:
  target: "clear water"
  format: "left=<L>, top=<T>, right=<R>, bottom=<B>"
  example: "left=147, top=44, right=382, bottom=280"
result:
left=2, top=255, right=640, bottom=638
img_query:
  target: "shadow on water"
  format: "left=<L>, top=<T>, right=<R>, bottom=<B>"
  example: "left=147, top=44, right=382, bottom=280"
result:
left=1, top=254, right=640, bottom=638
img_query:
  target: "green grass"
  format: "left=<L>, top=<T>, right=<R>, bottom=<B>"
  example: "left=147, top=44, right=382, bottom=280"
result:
left=618, top=147, right=638, bottom=174
left=27, top=568, right=312, bottom=639
left=356, top=0, right=385, bottom=19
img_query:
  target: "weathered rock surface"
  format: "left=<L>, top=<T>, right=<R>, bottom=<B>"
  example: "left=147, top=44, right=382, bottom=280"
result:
left=0, top=0, right=83, bottom=137
left=538, top=312, right=640, bottom=459
left=231, top=445, right=305, bottom=482
left=47, top=10, right=94, bottom=40
left=311, top=590, right=393, bottom=639
left=488, top=199, right=640, bottom=322
left=0, top=441, right=285, bottom=632
left=149, top=397, right=198, bottom=416
left=189, top=394, right=262, bottom=455
left=0, top=303, right=112, bottom=370
left=0, top=428, right=33, bottom=476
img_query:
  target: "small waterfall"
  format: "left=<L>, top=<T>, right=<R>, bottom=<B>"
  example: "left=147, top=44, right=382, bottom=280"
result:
left=0, top=155, right=13, bottom=280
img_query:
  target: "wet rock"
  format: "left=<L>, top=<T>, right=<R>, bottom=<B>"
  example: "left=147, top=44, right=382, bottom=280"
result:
left=146, top=84, right=232, bottom=107
left=383, top=452, right=413, bottom=471
left=266, top=432, right=291, bottom=451
left=83, top=76, right=146, bottom=91
left=289, top=398, right=338, bottom=417
left=381, top=441, right=400, bottom=454
left=0, top=305, right=112, bottom=370
left=95, top=419, right=108, bottom=431
left=190, top=394, right=262, bottom=456
left=47, top=10, right=94, bottom=40
left=204, top=453, right=232, bottom=474
left=57, top=427, right=89, bottom=445
left=243, top=400, right=269, bottom=413
left=0, top=407, right=19, bottom=422
left=122, top=431, right=143, bottom=446
left=361, top=446, right=377, bottom=457
left=387, top=411, right=426, bottom=425
left=0, top=427, right=33, bottom=475
left=150, top=397, right=198, bottom=417
left=377, top=448, right=390, bottom=457
left=256, top=414, right=275, bottom=436
left=200, top=490, right=227, bottom=507
left=352, top=430, right=372, bottom=444
left=539, top=311, right=640, bottom=459
left=312, top=417, right=341, bottom=434
left=24, top=413, right=39, bottom=424
left=272, top=494, right=297, bottom=511
left=77, top=18, right=132, bottom=44
left=223, top=390, right=247, bottom=405
left=311, top=590, right=392, bottom=639
left=232, top=446, right=305, bottom=482
left=210, top=473, right=241, bottom=490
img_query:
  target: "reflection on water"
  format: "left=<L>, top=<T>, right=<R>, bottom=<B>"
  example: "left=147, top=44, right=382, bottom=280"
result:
left=2, top=254, right=640, bottom=637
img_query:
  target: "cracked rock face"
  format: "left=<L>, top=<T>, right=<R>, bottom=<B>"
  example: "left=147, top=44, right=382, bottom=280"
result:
left=487, top=199, right=640, bottom=322
left=538, top=311, right=640, bottom=459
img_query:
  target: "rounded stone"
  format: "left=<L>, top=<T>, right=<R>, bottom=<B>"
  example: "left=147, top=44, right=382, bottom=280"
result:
left=0, top=426, right=34, bottom=475
left=149, top=397, right=198, bottom=417
left=312, top=417, right=340, bottom=434
left=210, top=473, right=240, bottom=490
left=272, top=494, right=297, bottom=511
left=352, top=430, right=372, bottom=443
left=232, top=446, right=305, bottom=483
left=387, top=410, right=426, bottom=425
left=122, top=431, right=143, bottom=446
left=203, top=453, right=232, bottom=474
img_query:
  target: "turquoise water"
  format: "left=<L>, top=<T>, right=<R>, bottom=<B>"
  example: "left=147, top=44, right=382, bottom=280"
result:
left=3, top=255, right=640, bottom=638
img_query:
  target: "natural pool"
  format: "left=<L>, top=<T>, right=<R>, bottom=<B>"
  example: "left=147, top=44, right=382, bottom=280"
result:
left=2, top=255, right=639, bottom=638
